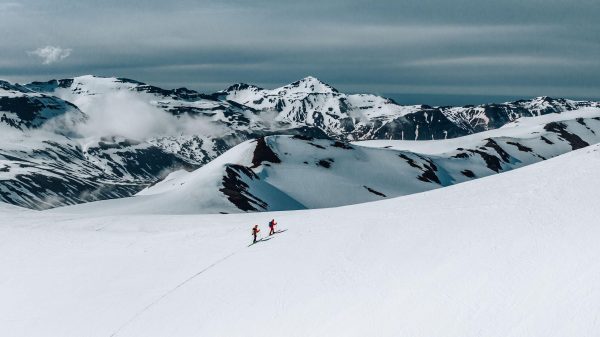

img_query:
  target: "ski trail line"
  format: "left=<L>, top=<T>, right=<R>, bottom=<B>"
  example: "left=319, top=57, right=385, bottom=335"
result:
left=109, top=249, right=240, bottom=337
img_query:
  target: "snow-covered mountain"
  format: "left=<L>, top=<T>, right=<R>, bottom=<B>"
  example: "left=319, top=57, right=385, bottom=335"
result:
left=218, top=76, right=464, bottom=140
left=2, top=75, right=600, bottom=210
left=442, top=96, right=599, bottom=133
left=3, top=141, right=600, bottom=337
left=0, top=129, right=196, bottom=209
left=0, top=80, right=86, bottom=130
left=29, top=75, right=600, bottom=143
left=0, top=76, right=328, bottom=209
left=0, top=78, right=201, bottom=209
left=55, top=108, right=600, bottom=214
left=25, top=75, right=330, bottom=163
left=219, top=76, right=600, bottom=140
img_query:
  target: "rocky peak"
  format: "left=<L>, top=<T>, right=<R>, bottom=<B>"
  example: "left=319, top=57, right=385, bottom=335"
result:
left=279, top=76, right=339, bottom=95
left=224, top=83, right=263, bottom=93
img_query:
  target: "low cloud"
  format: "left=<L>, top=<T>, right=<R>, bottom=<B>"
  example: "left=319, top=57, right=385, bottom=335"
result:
left=57, top=89, right=230, bottom=140
left=28, top=46, right=72, bottom=65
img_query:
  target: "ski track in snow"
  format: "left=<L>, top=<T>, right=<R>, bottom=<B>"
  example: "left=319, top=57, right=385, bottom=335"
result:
left=110, top=250, right=240, bottom=337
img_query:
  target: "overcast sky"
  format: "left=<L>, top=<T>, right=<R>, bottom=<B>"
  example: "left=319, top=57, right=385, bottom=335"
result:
left=1, top=0, right=598, bottom=105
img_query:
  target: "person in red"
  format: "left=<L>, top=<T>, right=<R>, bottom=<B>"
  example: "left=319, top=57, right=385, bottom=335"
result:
left=268, top=219, right=277, bottom=236
left=252, top=224, right=260, bottom=244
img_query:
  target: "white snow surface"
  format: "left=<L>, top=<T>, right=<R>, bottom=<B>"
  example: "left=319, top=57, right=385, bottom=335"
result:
left=2, top=143, right=600, bottom=337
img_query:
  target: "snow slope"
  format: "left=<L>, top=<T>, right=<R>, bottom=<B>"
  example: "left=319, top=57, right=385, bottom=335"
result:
left=54, top=107, right=600, bottom=214
left=2, top=143, right=600, bottom=337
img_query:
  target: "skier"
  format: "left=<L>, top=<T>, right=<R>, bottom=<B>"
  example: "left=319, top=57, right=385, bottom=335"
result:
left=268, top=219, right=277, bottom=236
left=252, top=224, right=260, bottom=244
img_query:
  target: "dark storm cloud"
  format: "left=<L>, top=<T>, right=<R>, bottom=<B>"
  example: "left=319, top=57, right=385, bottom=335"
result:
left=0, top=0, right=599, bottom=103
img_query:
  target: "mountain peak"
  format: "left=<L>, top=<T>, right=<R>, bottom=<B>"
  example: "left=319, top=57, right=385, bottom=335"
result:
left=283, top=76, right=339, bottom=94
left=224, top=83, right=263, bottom=93
left=299, top=75, right=321, bottom=82
left=526, top=96, right=569, bottom=106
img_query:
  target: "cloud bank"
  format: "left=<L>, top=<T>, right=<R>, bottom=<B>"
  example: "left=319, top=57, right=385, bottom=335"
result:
left=28, top=46, right=72, bottom=65
left=1, top=0, right=599, bottom=103
left=55, top=90, right=230, bottom=141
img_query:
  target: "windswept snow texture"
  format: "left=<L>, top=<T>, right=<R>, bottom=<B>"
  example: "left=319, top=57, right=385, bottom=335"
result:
left=2, top=143, right=600, bottom=337
left=1, top=75, right=600, bottom=210
left=54, top=108, right=600, bottom=214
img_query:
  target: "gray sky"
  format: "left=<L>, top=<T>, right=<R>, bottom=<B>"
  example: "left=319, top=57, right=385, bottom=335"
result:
left=1, top=0, right=599, bottom=105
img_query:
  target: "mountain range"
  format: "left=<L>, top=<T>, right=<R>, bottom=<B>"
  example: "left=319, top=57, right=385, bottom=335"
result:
left=1, top=75, right=599, bottom=210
